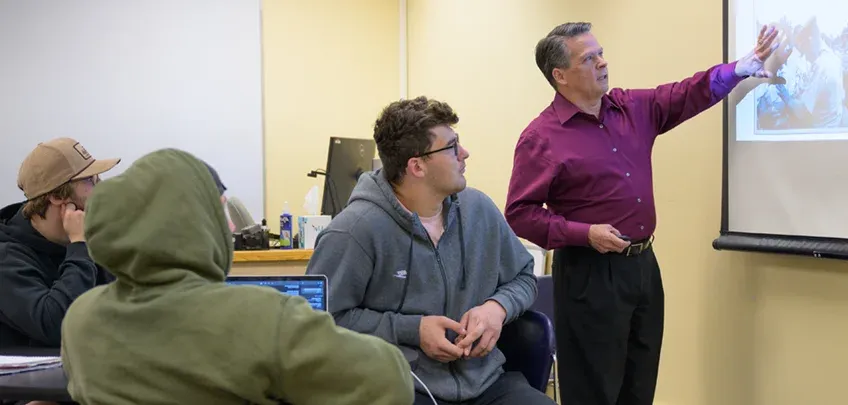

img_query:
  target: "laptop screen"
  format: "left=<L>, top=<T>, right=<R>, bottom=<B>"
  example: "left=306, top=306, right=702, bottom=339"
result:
left=225, top=275, right=328, bottom=311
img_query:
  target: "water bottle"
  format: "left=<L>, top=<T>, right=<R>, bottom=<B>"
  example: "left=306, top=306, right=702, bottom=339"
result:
left=279, top=201, right=293, bottom=249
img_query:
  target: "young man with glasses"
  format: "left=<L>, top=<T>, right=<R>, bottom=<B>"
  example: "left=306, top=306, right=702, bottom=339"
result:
left=306, top=96, right=554, bottom=405
left=0, top=137, right=120, bottom=349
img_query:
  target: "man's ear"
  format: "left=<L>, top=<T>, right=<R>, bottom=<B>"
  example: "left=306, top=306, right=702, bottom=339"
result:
left=406, top=157, right=426, bottom=179
left=552, top=68, right=568, bottom=86
left=47, top=195, right=67, bottom=206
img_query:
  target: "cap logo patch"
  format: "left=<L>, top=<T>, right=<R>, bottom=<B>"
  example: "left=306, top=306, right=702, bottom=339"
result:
left=74, top=143, right=91, bottom=160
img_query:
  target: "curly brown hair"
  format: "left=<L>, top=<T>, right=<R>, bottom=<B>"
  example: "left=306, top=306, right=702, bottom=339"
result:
left=22, top=182, right=75, bottom=220
left=372, top=96, right=459, bottom=184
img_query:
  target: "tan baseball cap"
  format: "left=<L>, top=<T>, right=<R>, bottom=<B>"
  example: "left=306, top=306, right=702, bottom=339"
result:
left=17, top=138, right=121, bottom=200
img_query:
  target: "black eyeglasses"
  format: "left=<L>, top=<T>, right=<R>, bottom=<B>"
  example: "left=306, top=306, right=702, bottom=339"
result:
left=416, top=135, right=460, bottom=158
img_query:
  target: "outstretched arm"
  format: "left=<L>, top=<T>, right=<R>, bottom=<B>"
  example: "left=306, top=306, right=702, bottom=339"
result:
left=629, top=24, right=780, bottom=136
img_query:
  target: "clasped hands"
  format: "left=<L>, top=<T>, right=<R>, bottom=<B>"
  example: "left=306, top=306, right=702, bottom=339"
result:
left=418, top=300, right=506, bottom=363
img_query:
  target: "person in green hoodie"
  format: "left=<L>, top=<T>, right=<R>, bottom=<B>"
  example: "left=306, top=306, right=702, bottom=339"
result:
left=60, top=148, right=414, bottom=405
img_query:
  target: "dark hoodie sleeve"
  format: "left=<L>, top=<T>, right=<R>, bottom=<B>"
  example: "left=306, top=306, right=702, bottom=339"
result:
left=0, top=242, right=98, bottom=346
left=306, top=230, right=422, bottom=347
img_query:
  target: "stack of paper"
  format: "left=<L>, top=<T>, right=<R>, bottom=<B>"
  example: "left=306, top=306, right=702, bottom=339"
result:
left=0, top=355, right=62, bottom=376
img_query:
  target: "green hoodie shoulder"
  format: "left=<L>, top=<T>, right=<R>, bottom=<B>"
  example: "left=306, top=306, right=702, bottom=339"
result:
left=60, top=149, right=414, bottom=405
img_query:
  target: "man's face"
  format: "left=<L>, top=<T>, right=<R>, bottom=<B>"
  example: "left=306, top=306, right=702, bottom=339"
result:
left=419, top=125, right=470, bottom=196
left=68, top=175, right=100, bottom=210
left=554, top=32, right=609, bottom=99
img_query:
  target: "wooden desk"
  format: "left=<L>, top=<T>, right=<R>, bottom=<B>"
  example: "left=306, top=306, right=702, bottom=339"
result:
left=230, top=249, right=312, bottom=276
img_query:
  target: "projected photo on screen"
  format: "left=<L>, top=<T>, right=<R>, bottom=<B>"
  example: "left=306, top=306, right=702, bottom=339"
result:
left=725, top=0, right=848, bottom=242
left=733, top=1, right=848, bottom=142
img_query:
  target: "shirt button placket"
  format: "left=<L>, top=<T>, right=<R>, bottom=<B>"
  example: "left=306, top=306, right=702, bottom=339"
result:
left=604, top=124, right=616, bottom=153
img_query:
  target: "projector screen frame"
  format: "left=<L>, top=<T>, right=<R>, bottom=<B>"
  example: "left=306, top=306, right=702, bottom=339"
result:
left=713, top=0, right=848, bottom=260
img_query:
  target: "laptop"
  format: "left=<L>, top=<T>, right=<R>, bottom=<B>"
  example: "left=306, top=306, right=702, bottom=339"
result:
left=225, top=275, right=328, bottom=311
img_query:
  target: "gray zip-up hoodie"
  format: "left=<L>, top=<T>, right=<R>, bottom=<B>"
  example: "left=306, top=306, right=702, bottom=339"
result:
left=306, top=169, right=537, bottom=402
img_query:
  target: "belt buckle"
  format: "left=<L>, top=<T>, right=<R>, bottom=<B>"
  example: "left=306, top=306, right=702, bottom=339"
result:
left=625, top=235, right=654, bottom=257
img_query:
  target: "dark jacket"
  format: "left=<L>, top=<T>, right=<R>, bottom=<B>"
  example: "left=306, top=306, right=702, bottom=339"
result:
left=0, top=202, right=113, bottom=349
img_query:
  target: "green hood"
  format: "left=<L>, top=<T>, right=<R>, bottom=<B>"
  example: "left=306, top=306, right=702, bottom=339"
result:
left=84, top=148, right=232, bottom=286
left=62, top=148, right=415, bottom=405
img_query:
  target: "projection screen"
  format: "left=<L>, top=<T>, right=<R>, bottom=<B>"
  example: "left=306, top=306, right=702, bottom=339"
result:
left=715, top=0, right=848, bottom=258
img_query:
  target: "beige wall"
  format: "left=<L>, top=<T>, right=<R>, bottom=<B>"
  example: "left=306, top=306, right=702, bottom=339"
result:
left=407, top=1, right=564, bottom=206
left=405, top=1, right=848, bottom=405
left=264, top=1, right=848, bottom=404
left=261, top=0, right=399, bottom=230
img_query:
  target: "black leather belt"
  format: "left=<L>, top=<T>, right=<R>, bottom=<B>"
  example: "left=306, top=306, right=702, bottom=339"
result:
left=622, top=235, right=654, bottom=256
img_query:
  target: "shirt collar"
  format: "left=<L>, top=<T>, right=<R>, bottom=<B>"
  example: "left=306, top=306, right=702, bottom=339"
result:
left=552, top=91, right=622, bottom=124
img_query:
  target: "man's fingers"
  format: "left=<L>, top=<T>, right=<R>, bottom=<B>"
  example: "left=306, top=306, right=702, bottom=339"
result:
left=439, top=317, right=466, bottom=336
left=471, top=330, right=496, bottom=357
left=434, top=353, right=452, bottom=363
left=470, top=335, right=489, bottom=357
left=458, top=311, right=470, bottom=332
left=483, top=332, right=499, bottom=355
left=758, top=28, right=779, bottom=53
left=457, top=323, right=485, bottom=349
left=437, top=339, right=464, bottom=359
left=607, top=235, right=630, bottom=252
left=760, top=25, right=776, bottom=42
left=759, top=37, right=778, bottom=55
left=64, top=203, right=77, bottom=214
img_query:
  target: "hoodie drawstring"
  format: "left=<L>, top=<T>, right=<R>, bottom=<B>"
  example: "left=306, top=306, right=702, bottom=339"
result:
left=394, top=198, right=467, bottom=312
left=457, top=204, right=467, bottom=290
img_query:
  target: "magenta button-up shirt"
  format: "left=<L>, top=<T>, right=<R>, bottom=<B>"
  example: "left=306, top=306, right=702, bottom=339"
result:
left=505, top=62, right=745, bottom=250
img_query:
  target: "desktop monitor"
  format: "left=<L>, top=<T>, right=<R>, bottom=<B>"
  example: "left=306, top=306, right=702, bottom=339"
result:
left=321, top=137, right=376, bottom=217
left=225, top=275, right=328, bottom=311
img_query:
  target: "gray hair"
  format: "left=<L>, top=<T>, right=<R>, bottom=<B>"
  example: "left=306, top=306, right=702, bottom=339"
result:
left=535, top=22, right=593, bottom=88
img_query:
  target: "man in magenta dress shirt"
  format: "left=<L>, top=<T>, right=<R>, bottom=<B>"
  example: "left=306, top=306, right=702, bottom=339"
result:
left=505, top=22, right=781, bottom=405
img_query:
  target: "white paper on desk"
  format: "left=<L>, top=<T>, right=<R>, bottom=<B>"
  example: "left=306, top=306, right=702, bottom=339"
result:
left=0, top=355, right=61, bottom=369
left=0, top=362, right=61, bottom=376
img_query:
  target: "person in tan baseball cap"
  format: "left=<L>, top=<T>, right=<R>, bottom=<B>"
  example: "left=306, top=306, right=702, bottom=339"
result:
left=0, top=137, right=120, bottom=350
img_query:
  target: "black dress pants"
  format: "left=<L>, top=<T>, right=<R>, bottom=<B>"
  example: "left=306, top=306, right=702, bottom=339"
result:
left=552, top=243, right=664, bottom=405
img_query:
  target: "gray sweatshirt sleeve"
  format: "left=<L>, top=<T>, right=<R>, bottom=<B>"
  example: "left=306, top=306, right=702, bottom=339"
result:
left=306, top=230, right=422, bottom=346
left=485, top=206, right=538, bottom=324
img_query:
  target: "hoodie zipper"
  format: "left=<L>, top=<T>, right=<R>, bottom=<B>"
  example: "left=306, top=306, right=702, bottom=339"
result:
left=426, top=235, right=461, bottom=402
